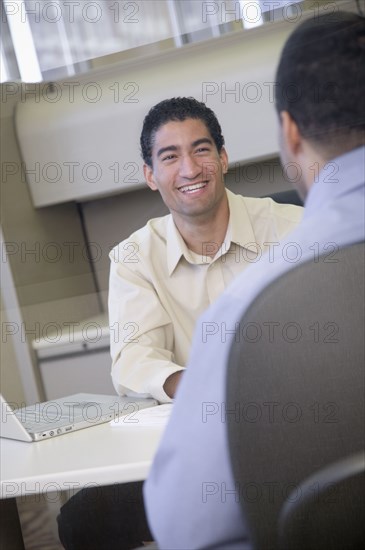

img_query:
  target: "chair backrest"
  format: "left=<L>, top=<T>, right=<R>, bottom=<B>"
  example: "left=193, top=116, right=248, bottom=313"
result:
left=278, top=450, right=365, bottom=549
left=264, top=189, right=304, bottom=207
left=226, top=241, right=365, bottom=549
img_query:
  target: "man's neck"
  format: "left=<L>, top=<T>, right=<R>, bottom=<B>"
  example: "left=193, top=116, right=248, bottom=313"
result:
left=172, top=194, right=230, bottom=258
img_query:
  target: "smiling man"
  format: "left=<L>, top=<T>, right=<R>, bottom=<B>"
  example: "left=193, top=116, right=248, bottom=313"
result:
left=109, top=97, right=302, bottom=403
left=58, top=97, right=303, bottom=550
left=60, top=98, right=301, bottom=550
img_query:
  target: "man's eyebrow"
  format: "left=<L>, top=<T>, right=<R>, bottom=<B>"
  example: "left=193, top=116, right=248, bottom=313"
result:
left=156, top=138, right=214, bottom=158
left=156, top=145, right=178, bottom=158
left=191, top=138, right=213, bottom=148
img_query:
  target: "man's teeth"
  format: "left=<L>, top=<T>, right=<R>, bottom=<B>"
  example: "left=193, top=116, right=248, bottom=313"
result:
left=180, top=183, right=206, bottom=193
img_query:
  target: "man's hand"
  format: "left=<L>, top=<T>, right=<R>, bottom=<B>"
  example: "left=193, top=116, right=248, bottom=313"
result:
left=163, top=371, right=183, bottom=399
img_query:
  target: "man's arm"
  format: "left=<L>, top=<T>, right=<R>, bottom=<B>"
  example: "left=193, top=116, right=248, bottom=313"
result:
left=109, top=248, right=184, bottom=403
left=143, top=296, right=251, bottom=548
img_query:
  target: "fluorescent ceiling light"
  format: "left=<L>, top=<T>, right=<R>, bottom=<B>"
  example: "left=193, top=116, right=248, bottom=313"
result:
left=0, top=40, right=11, bottom=83
left=3, top=0, right=42, bottom=82
left=240, top=1, right=264, bottom=29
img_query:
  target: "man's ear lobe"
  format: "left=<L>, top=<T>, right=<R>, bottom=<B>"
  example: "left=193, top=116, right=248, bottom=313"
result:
left=143, top=164, right=158, bottom=191
left=220, top=147, right=229, bottom=174
left=281, top=111, right=301, bottom=155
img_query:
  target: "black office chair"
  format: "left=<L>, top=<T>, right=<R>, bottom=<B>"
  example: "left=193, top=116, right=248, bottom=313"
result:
left=278, top=450, right=365, bottom=549
left=226, top=241, right=365, bottom=549
left=264, top=189, right=304, bottom=207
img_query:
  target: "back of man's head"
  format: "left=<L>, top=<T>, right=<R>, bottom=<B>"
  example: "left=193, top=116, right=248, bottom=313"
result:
left=275, top=11, right=365, bottom=157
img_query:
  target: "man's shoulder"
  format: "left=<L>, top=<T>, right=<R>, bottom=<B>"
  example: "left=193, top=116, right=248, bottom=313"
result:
left=248, top=196, right=303, bottom=223
left=229, top=191, right=303, bottom=223
left=110, top=214, right=171, bottom=262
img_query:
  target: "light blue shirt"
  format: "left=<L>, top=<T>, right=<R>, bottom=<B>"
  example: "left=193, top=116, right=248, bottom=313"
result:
left=144, top=146, right=365, bottom=549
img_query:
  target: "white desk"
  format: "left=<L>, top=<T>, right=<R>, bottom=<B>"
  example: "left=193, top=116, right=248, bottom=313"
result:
left=1, top=421, right=165, bottom=499
left=0, top=422, right=165, bottom=549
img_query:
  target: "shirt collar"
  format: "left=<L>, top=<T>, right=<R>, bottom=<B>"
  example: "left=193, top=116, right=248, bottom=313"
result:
left=304, top=145, right=365, bottom=217
left=225, top=189, right=257, bottom=251
left=166, top=189, right=258, bottom=275
left=166, top=216, right=189, bottom=275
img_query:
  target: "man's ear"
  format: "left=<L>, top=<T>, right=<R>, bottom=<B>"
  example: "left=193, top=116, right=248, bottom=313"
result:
left=143, top=163, right=158, bottom=191
left=280, top=111, right=302, bottom=156
left=220, top=147, right=229, bottom=174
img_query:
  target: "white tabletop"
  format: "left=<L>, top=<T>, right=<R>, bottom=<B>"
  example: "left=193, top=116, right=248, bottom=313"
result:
left=1, top=421, right=164, bottom=499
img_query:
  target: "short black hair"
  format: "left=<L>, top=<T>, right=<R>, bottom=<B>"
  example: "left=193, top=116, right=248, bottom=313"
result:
left=140, top=97, right=225, bottom=167
left=275, top=11, right=365, bottom=150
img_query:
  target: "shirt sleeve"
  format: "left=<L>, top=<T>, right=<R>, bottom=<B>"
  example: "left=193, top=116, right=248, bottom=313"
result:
left=143, top=298, right=251, bottom=549
left=108, top=246, right=185, bottom=403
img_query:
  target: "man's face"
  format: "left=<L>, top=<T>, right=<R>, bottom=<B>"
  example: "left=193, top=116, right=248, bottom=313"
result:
left=144, top=118, right=228, bottom=222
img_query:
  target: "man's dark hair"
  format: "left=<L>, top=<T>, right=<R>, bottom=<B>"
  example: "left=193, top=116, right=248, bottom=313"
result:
left=140, top=97, right=225, bottom=167
left=275, top=11, right=365, bottom=152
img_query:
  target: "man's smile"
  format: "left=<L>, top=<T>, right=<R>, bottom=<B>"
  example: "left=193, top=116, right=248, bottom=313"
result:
left=177, top=182, right=208, bottom=194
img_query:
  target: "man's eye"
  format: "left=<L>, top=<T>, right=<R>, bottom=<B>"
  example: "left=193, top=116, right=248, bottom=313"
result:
left=162, top=154, right=176, bottom=161
left=196, top=147, right=210, bottom=153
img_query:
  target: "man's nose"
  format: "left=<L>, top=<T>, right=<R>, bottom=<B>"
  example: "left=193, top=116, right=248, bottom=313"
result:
left=179, top=155, right=201, bottom=179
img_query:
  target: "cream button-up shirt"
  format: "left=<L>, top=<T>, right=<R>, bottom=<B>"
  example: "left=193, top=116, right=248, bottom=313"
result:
left=108, top=190, right=303, bottom=402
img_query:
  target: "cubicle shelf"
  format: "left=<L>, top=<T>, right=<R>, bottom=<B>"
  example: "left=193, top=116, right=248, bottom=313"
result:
left=14, top=18, right=299, bottom=207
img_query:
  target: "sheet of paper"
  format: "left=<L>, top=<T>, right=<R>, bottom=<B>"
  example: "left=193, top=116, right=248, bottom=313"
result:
left=110, top=404, right=173, bottom=427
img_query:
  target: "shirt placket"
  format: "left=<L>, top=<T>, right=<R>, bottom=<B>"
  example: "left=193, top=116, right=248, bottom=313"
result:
left=206, top=259, right=226, bottom=305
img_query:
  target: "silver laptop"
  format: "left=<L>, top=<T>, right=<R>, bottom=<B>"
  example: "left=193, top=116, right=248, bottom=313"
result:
left=0, top=393, right=158, bottom=442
